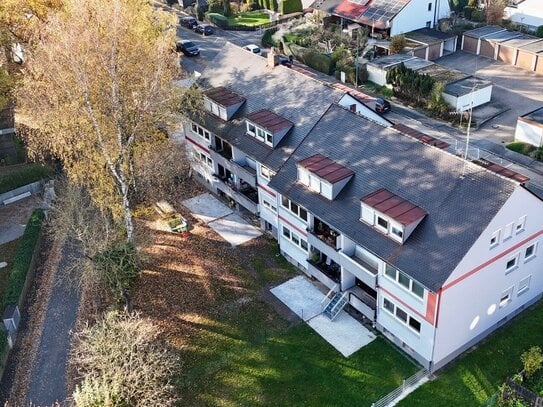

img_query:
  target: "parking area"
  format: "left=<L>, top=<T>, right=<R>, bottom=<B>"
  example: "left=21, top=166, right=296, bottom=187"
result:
left=436, top=51, right=543, bottom=143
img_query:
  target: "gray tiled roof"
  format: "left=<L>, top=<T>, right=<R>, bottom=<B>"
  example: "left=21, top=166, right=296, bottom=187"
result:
left=196, top=43, right=345, bottom=170
left=269, top=104, right=517, bottom=292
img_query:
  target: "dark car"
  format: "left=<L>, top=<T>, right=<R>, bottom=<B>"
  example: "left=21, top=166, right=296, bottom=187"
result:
left=194, top=24, right=214, bottom=36
left=176, top=40, right=200, bottom=57
left=180, top=16, right=198, bottom=29
left=375, top=98, right=391, bottom=114
left=279, top=55, right=293, bottom=68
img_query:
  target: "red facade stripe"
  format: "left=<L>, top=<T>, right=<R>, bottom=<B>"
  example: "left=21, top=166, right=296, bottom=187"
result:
left=278, top=215, right=308, bottom=237
left=186, top=136, right=210, bottom=154
left=442, top=229, right=543, bottom=292
left=380, top=287, right=431, bottom=324
left=258, top=183, right=277, bottom=197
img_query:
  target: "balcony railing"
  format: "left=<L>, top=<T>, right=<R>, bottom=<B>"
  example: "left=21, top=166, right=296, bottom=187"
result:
left=339, top=251, right=377, bottom=289
left=308, top=258, right=340, bottom=283
left=215, top=178, right=258, bottom=214
left=347, top=286, right=377, bottom=320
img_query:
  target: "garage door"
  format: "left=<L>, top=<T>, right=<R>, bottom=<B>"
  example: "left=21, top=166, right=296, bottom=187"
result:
left=427, top=43, right=442, bottom=60
left=535, top=55, right=543, bottom=75
left=498, top=45, right=516, bottom=65
left=463, top=35, right=478, bottom=54
left=413, top=47, right=427, bottom=59
left=516, top=50, right=535, bottom=71
left=479, top=39, right=495, bottom=58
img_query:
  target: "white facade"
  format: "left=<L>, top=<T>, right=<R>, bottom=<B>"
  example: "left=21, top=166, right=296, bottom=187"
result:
left=515, top=117, right=543, bottom=147
left=390, top=0, right=451, bottom=36
left=504, top=0, right=543, bottom=31
left=338, top=94, right=392, bottom=127
left=367, top=64, right=389, bottom=86
left=433, top=186, right=543, bottom=369
left=442, top=84, right=493, bottom=112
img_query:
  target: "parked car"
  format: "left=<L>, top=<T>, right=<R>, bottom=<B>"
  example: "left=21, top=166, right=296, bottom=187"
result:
left=180, top=16, right=198, bottom=29
left=243, top=44, right=262, bottom=55
left=194, top=24, right=214, bottom=36
left=279, top=55, right=293, bottom=67
left=375, top=98, right=391, bottom=114
left=176, top=40, right=200, bottom=57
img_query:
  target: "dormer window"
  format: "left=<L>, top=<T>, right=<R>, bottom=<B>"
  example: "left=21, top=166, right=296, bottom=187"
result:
left=246, top=110, right=293, bottom=148
left=297, top=154, right=354, bottom=200
left=361, top=188, right=427, bottom=244
left=203, top=87, right=245, bottom=121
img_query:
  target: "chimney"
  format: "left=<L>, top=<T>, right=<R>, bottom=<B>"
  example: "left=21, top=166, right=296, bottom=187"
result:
left=267, top=47, right=279, bottom=68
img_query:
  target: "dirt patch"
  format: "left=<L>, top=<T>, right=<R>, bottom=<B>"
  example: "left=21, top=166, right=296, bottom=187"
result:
left=0, top=195, right=42, bottom=245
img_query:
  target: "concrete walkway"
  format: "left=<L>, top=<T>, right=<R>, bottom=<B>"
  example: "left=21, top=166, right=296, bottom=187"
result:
left=25, top=240, right=82, bottom=406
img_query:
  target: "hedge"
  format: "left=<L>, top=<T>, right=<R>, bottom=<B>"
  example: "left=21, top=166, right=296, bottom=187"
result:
left=262, top=27, right=278, bottom=47
left=2, top=209, right=45, bottom=307
left=288, top=44, right=334, bottom=75
left=279, top=0, right=302, bottom=15
left=0, top=163, right=53, bottom=195
left=206, top=12, right=228, bottom=28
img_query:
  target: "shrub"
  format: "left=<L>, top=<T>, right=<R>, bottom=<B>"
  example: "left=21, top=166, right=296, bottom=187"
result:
left=536, top=26, right=543, bottom=38
left=506, top=141, right=536, bottom=156
left=521, top=347, right=543, bottom=378
left=0, top=163, right=54, bottom=195
left=206, top=12, right=228, bottom=28
left=262, top=27, right=279, bottom=47
left=279, top=0, right=302, bottom=14
left=464, top=6, right=474, bottom=20
left=531, top=147, right=543, bottom=161
left=3, top=209, right=44, bottom=307
left=389, top=35, right=406, bottom=54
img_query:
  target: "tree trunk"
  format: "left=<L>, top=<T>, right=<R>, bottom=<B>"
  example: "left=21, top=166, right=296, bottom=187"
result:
left=117, top=165, right=134, bottom=243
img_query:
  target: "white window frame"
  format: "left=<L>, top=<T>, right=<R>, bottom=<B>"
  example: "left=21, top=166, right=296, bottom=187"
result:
left=281, top=196, right=308, bottom=222
left=383, top=264, right=424, bottom=300
left=516, top=215, right=527, bottom=234
left=281, top=225, right=308, bottom=252
left=191, top=122, right=210, bottom=141
left=247, top=122, right=256, bottom=136
left=382, top=297, right=421, bottom=334
left=260, top=165, right=273, bottom=181
left=262, top=199, right=277, bottom=213
left=518, top=275, right=531, bottom=296
left=524, top=243, right=537, bottom=262
left=376, top=215, right=389, bottom=233
left=499, top=286, right=514, bottom=308
left=490, top=229, right=500, bottom=248
left=505, top=254, right=519, bottom=274
left=503, top=222, right=514, bottom=241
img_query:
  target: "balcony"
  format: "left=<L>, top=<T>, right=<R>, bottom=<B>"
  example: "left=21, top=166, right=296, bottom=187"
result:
left=209, top=148, right=256, bottom=188
left=312, top=217, right=340, bottom=249
left=347, top=285, right=376, bottom=321
left=307, top=248, right=340, bottom=289
left=339, top=251, right=377, bottom=289
left=215, top=177, right=258, bottom=214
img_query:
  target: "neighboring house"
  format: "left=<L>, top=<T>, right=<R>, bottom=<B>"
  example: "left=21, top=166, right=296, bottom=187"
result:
left=515, top=107, right=543, bottom=147
left=183, top=43, right=542, bottom=371
left=330, top=0, right=450, bottom=37
left=404, top=28, right=458, bottom=60
left=461, top=25, right=543, bottom=75
left=504, top=0, right=543, bottom=32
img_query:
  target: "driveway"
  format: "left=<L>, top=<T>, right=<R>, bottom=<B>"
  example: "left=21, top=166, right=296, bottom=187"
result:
left=436, top=51, right=543, bottom=143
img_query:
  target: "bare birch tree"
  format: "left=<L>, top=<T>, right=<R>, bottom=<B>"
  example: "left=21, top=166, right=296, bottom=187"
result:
left=17, top=0, right=183, bottom=243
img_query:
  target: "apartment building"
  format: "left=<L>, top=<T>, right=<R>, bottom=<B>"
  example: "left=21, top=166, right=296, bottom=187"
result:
left=183, top=43, right=543, bottom=371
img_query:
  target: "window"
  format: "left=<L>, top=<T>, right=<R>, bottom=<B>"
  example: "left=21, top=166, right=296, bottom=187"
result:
left=281, top=225, right=308, bottom=252
left=516, top=216, right=526, bottom=234
left=247, top=122, right=256, bottom=136
left=281, top=196, right=308, bottom=222
left=427, top=2, right=432, bottom=10
left=395, top=307, right=408, bottom=323
left=505, top=255, right=519, bottom=273
left=490, top=230, right=500, bottom=248
left=500, top=287, right=513, bottom=308
left=263, top=199, right=277, bottom=213
left=195, top=151, right=212, bottom=168
left=391, top=225, right=403, bottom=239
left=383, top=298, right=394, bottom=313
left=518, top=275, right=531, bottom=296
left=503, top=222, right=514, bottom=241
left=377, top=216, right=389, bottom=230
left=265, top=132, right=273, bottom=146
left=260, top=165, right=274, bottom=181
left=247, top=121, right=273, bottom=146
left=426, top=21, right=431, bottom=28
left=191, top=122, right=210, bottom=141
left=525, top=243, right=537, bottom=261
left=384, top=263, right=424, bottom=299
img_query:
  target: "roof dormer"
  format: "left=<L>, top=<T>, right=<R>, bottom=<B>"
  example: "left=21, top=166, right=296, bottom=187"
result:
left=203, top=87, right=245, bottom=121
left=297, top=154, right=354, bottom=200
left=246, top=109, right=293, bottom=148
left=360, top=188, right=426, bottom=244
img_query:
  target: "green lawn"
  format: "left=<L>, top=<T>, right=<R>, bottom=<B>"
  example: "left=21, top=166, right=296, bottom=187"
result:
left=0, top=238, right=22, bottom=298
left=226, top=12, right=270, bottom=27
left=0, top=163, right=53, bottom=194
left=398, top=299, right=543, bottom=406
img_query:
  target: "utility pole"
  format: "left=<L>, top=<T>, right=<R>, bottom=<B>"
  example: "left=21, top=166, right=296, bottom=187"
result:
left=355, top=28, right=360, bottom=88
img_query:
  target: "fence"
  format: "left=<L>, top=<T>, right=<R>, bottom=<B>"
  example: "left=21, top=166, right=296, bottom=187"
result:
left=371, top=369, right=430, bottom=407
left=209, top=12, right=303, bottom=32
left=505, top=378, right=543, bottom=407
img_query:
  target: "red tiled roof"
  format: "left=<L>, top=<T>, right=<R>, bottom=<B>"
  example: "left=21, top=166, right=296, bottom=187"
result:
left=334, top=1, right=368, bottom=20
left=475, top=158, right=530, bottom=183
left=204, top=87, right=245, bottom=107
left=247, top=109, right=293, bottom=133
left=393, top=123, right=450, bottom=149
left=361, top=188, right=427, bottom=225
left=299, top=154, right=354, bottom=183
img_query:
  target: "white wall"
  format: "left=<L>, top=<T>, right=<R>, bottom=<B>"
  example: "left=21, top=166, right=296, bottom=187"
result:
left=443, top=84, right=493, bottom=112
left=277, top=195, right=310, bottom=268
left=505, top=0, right=543, bottom=30
left=434, top=186, right=543, bottom=366
left=367, top=65, right=388, bottom=86
left=391, top=0, right=451, bottom=36
left=515, top=119, right=543, bottom=147
left=338, top=94, right=392, bottom=127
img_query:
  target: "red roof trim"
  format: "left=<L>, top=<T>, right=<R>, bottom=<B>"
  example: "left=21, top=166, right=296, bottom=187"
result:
left=361, top=188, right=427, bottom=225
left=298, top=154, right=354, bottom=184
left=204, top=86, right=245, bottom=107
left=247, top=109, right=293, bottom=133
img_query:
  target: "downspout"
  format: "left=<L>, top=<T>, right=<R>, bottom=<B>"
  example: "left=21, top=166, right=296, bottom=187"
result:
left=433, top=0, right=438, bottom=29
left=430, top=288, right=443, bottom=373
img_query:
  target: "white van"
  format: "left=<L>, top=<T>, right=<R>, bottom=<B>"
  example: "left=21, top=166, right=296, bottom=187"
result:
left=243, top=44, right=262, bottom=56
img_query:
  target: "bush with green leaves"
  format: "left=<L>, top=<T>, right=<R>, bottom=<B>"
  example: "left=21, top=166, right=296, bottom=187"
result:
left=279, top=0, right=302, bottom=14
left=3, top=209, right=45, bottom=307
left=389, top=35, right=406, bottom=54
left=386, top=62, right=435, bottom=106
left=93, top=241, right=139, bottom=305
left=521, top=346, right=543, bottom=378
left=206, top=12, right=228, bottom=27
left=536, top=26, right=543, bottom=38
left=262, top=27, right=278, bottom=47
left=0, top=163, right=54, bottom=194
